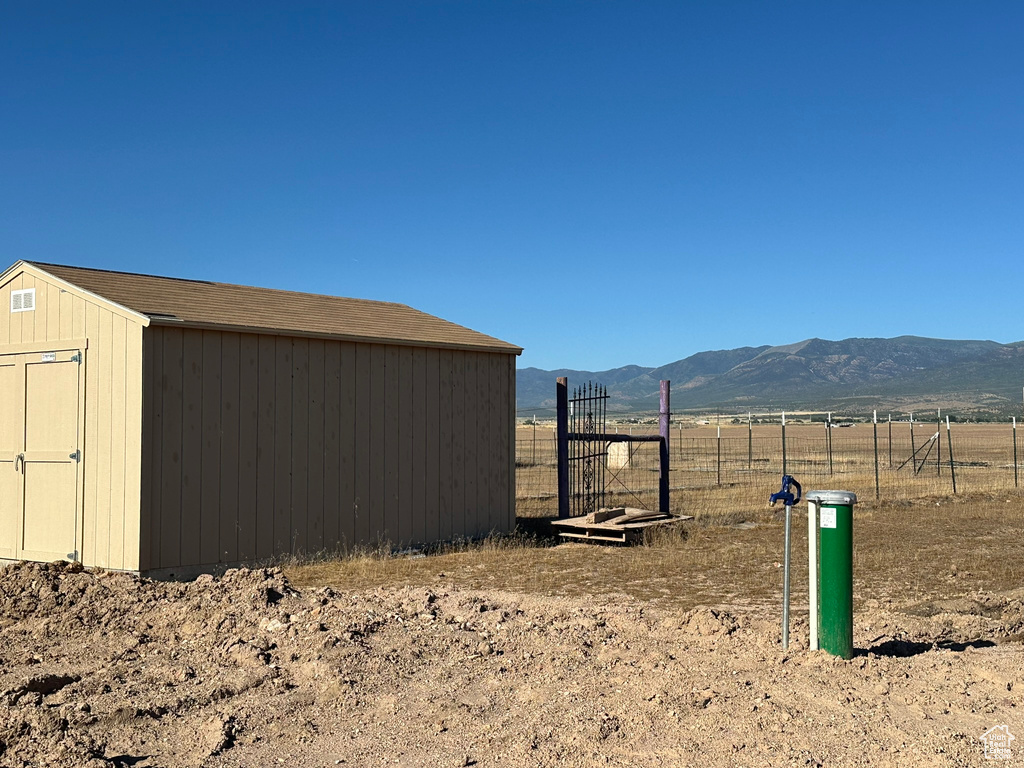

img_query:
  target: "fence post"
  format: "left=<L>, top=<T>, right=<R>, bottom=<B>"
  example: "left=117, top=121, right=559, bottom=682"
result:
left=827, top=411, right=833, bottom=476
left=946, top=416, right=956, bottom=494
left=747, top=412, right=752, bottom=470
left=936, top=409, right=942, bottom=476
left=888, top=414, right=892, bottom=468
left=1014, top=417, right=1018, bottom=489
left=659, top=380, right=671, bottom=513
left=717, top=423, right=722, bottom=486
left=873, top=410, right=880, bottom=499
left=556, top=377, right=569, bottom=519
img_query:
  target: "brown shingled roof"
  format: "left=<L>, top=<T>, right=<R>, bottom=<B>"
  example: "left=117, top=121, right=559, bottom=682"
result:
left=30, top=262, right=522, bottom=354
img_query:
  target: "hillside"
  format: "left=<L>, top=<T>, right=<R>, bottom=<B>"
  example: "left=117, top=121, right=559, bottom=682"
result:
left=517, top=336, right=1024, bottom=416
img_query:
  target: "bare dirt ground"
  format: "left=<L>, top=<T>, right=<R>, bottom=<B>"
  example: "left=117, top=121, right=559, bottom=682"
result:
left=1, top=517, right=1022, bottom=768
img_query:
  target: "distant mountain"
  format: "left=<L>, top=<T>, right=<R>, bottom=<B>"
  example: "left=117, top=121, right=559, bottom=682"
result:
left=517, top=336, right=1024, bottom=416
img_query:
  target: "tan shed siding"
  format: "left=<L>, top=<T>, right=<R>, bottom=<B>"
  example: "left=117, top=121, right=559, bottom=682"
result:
left=141, top=328, right=516, bottom=571
left=1, top=269, right=144, bottom=571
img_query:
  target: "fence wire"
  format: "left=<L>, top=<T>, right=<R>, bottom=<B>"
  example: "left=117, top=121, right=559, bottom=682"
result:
left=514, top=422, right=1023, bottom=517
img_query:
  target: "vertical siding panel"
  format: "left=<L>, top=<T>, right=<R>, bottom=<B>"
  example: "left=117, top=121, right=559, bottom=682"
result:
left=307, top=339, right=325, bottom=554
left=108, top=315, right=127, bottom=569
left=397, top=347, right=414, bottom=544
left=146, top=327, right=165, bottom=569
left=492, top=353, right=510, bottom=532
left=423, top=348, right=439, bottom=544
left=219, top=333, right=240, bottom=564
left=322, top=342, right=341, bottom=550
left=438, top=350, right=453, bottom=542
left=477, top=353, right=493, bottom=534
left=71, top=294, right=86, bottom=339
left=9, top=275, right=24, bottom=344
left=368, top=344, right=386, bottom=543
left=411, top=347, right=427, bottom=544
left=273, top=337, right=292, bottom=555
left=58, top=285, right=73, bottom=338
left=0, top=276, right=12, bottom=344
left=256, top=336, right=277, bottom=559
left=463, top=354, right=480, bottom=537
left=340, top=342, right=358, bottom=548
left=46, top=284, right=60, bottom=342
left=82, top=303, right=100, bottom=565
left=354, top=344, right=372, bottom=546
left=28, top=276, right=44, bottom=341
left=159, top=328, right=183, bottom=569
left=290, top=338, right=309, bottom=555
left=122, top=322, right=145, bottom=571
left=180, top=329, right=203, bottom=567
left=384, top=346, right=401, bottom=545
left=140, top=329, right=158, bottom=571
left=237, top=334, right=260, bottom=561
left=94, top=308, right=114, bottom=566
left=505, top=355, right=516, bottom=530
left=452, top=352, right=467, bottom=539
left=200, top=331, right=222, bottom=565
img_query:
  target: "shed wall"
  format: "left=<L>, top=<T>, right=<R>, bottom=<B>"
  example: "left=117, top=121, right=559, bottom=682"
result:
left=140, top=327, right=515, bottom=572
left=0, top=270, right=144, bottom=570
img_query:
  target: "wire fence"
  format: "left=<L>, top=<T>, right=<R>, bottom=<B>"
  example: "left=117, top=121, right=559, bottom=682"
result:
left=515, top=421, right=1024, bottom=517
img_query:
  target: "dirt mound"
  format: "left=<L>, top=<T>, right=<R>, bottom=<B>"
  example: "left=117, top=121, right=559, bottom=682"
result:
left=0, top=561, right=1021, bottom=767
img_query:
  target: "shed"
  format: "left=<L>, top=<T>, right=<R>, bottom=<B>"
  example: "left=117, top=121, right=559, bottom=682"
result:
left=0, top=261, right=521, bottom=576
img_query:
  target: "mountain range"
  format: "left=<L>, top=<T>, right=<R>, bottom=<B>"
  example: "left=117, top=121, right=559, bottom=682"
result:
left=517, top=336, right=1024, bottom=417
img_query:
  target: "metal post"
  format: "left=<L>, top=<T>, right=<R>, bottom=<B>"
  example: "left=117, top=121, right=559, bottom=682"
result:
left=873, top=410, right=880, bottom=499
left=946, top=416, right=956, bottom=494
left=1014, top=417, right=1019, bottom=489
left=532, top=416, right=536, bottom=465
left=659, top=380, right=670, bottom=513
left=909, top=412, right=916, bottom=470
left=827, top=412, right=833, bottom=476
left=556, top=377, right=569, bottom=519
left=747, top=412, right=753, bottom=470
left=781, top=411, right=787, bottom=475
left=716, top=423, right=722, bottom=486
left=782, top=500, right=792, bottom=648
left=888, top=414, right=892, bottom=468
left=936, top=409, right=942, bottom=477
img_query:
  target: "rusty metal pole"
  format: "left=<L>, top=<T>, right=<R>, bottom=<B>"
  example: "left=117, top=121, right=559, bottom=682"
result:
left=556, top=377, right=569, bottom=519
left=659, top=380, right=671, bottom=513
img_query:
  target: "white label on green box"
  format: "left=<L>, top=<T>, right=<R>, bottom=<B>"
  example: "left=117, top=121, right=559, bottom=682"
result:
left=820, top=508, right=837, bottom=528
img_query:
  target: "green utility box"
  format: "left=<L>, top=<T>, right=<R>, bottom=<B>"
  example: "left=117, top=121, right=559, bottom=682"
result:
left=807, top=490, right=857, bottom=659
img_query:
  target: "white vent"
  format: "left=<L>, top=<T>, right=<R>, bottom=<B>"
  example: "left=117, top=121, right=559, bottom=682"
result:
left=11, top=288, right=35, bottom=313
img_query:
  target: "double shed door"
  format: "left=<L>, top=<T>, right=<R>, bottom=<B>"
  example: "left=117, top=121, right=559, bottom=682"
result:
left=0, top=346, right=84, bottom=562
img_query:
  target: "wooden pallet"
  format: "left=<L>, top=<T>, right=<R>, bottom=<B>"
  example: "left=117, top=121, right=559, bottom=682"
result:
left=550, top=507, right=693, bottom=544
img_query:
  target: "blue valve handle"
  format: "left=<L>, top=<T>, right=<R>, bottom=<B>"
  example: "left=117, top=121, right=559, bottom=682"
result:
left=769, top=474, right=801, bottom=506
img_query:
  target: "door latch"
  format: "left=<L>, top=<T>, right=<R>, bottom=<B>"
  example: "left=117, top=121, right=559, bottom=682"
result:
left=69, top=450, right=81, bottom=462
left=15, top=453, right=24, bottom=472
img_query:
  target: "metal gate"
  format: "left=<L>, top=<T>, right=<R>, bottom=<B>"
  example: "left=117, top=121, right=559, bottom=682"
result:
left=568, top=382, right=607, bottom=517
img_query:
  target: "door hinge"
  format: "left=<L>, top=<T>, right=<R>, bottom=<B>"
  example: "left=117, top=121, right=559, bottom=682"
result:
left=69, top=450, right=81, bottom=462
left=70, top=352, right=82, bottom=364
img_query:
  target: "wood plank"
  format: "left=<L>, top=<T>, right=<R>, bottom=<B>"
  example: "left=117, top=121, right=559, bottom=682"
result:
left=45, top=283, right=60, bottom=342
left=108, top=315, right=128, bottom=569
left=369, top=344, right=387, bottom=544
left=180, top=329, right=204, bottom=566
left=200, top=331, right=223, bottom=565
left=339, top=341, right=357, bottom=548
left=322, top=341, right=341, bottom=550
left=93, top=308, right=114, bottom=567
left=438, top=349, right=453, bottom=542
left=290, top=337, right=309, bottom=555
left=59, top=284, right=73, bottom=339
left=255, top=335, right=277, bottom=559
left=384, top=345, right=401, bottom=546
left=159, top=327, right=184, bottom=569
left=29, top=277, right=45, bottom=341
left=139, top=330, right=157, bottom=571
left=81, top=302, right=100, bottom=565
left=307, top=338, right=325, bottom=554
left=273, top=336, right=292, bottom=555
left=398, top=346, right=414, bottom=545
left=504, top=354, right=516, bottom=530
left=452, top=352, right=468, bottom=539
left=423, top=348, right=440, bottom=544
left=482, top=353, right=498, bottom=534
left=463, top=353, right=480, bottom=537
left=219, top=333, right=240, bottom=564
left=9, top=274, right=24, bottom=344
left=236, top=334, right=259, bottom=561
left=353, top=343, right=371, bottom=546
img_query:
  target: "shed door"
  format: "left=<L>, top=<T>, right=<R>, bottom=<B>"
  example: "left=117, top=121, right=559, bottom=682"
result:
left=0, top=349, right=83, bottom=562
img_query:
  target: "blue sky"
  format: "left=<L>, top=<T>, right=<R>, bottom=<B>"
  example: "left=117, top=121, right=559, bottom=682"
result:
left=2, top=2, right=1022, bottom=371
